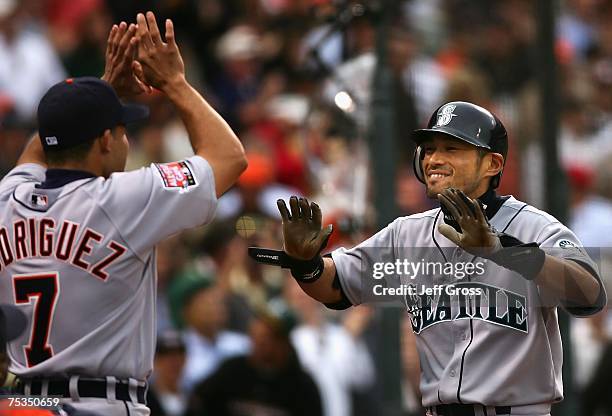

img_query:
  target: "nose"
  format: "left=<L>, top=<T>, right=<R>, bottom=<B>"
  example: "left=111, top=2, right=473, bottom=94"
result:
left=424, top=148, right=445, bottom=169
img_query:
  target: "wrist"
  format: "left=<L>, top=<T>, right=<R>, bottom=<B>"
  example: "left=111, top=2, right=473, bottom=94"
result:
left=161, top=75, right=189, bottom=97
left=486, top=233, right=546, bottom=280
left=289, top=254, right=324, bottom=283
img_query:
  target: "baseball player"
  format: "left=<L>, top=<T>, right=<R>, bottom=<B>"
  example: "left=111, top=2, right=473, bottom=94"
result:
left=250, top=102, right=607, bottom=416
left=0, top=11, right=246, bottom=416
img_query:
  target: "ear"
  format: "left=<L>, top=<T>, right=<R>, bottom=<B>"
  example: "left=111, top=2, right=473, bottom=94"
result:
left=99, top=129, right=113, bottom=154
left=485, top=152, right=504, bottom=177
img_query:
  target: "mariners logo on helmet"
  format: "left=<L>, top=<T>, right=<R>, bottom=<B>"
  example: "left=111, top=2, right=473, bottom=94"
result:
left=435, top=104, right=457, bottom=127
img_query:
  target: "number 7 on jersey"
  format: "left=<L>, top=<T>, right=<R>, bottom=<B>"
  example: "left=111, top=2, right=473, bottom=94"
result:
left=13, top=273, right=60, bottom=367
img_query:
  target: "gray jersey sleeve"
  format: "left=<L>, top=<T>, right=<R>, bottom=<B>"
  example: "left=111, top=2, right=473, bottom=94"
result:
left=331, top=219, right=399, bottom=306
left=0, top=163, right=46, bottom=191
left=96, top=155, right=217, bottom=258
left=537, top=222, right=607, bottom=316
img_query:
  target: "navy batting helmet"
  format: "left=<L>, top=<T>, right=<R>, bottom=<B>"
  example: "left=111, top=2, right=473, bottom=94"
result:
left=411, top=101, right=508, bottom=189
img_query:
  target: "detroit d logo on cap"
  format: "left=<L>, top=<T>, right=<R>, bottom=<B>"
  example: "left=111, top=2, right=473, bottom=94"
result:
left=435, top=104, right=457, bottom=127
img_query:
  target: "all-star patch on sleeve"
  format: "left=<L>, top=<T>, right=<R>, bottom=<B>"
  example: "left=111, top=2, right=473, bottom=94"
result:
left=98, top=155, right=217, bottom=258
left=154, top=160, right=198, bottom=190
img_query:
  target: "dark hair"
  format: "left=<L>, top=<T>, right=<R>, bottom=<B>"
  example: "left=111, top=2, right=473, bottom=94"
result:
left=44, top=136, right=97, bottom=165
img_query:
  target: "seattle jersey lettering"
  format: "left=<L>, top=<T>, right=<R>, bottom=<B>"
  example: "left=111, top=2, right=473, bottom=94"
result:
left=405, top=282, right=528, bottom=334
left=0, top=218, right=126, bottom=280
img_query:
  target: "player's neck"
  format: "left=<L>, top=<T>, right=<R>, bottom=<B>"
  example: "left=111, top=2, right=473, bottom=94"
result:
left=47, top=160, right=102, bottom=177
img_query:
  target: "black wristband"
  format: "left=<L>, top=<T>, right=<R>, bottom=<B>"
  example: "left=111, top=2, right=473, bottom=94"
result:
left=290, top=255, right=325, bottom=283
left=488, top=240, right=546, bottom=281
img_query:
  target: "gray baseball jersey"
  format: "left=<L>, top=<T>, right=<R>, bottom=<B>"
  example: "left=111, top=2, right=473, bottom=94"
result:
left=331, top=196, right=606, bottom=409
left=0, top=156, right=216, bottom=381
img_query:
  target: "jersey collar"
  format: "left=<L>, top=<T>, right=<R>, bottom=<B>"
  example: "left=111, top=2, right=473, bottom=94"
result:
left=36, top=169, right=97, bottom=189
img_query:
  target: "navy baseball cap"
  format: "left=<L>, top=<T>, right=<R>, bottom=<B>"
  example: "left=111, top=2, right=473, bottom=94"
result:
left=0, top=304, right=27, bottom=347
left=37, top=77, right=149, bottom=151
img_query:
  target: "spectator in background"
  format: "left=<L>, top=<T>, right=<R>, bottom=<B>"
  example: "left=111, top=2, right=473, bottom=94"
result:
left=197, top=220, right=255, bottom=334
left=285, top=279, right=375, bottom=416
left=148, top=331, right=188, bottom=416
left=168, top=270, right=250, bottom=394
left=0, top=0, right=66, bottom=121
left=45, top=0, right=111, bottom=76
left=185, top=303, right=323, bottom=416
left=212, top=24, right=285, bottom=132
left=0, top=117, right=33, bottom=177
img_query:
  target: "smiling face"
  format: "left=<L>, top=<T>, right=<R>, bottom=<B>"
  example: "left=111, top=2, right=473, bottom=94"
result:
left=420, top=134, right=503, bottom=199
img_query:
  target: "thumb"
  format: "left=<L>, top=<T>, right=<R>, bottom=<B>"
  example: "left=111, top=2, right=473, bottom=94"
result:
left=438, top=223, right=461, bottom=245
left=315, top=224, right=334, bottom=251
left=132, top=61, right=151, bottom=93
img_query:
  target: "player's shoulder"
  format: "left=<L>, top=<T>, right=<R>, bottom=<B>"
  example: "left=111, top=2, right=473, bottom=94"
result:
left=499, top=196, right=562, bottom=226
left=0, top=163, right=46, bottom=187
left=495, top=196, right=572, bottom=243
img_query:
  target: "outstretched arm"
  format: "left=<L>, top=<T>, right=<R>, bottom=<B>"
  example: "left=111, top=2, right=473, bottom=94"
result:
left=133, top=12, right=247, bottom=197
left=250, top=196, right=344, bottom=304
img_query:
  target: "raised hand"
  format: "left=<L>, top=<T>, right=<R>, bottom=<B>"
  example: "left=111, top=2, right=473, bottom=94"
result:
left=101, top=21, right=151, bottom=98
left=277, top=196, right=333, bottom=261
left=437, top=188, right=501, bottom=256
left=133, top=11, right=185, bottom=93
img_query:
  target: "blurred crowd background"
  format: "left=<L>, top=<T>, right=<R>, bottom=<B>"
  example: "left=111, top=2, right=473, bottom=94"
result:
left=1, top=0, right=612, bottom=415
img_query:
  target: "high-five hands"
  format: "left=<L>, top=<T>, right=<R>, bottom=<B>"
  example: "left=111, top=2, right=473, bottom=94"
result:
left=277, top=196, right=333, bottom=261
left=133, top=11, right=185, bottom=93
left=101, top=21, right=151, bottom=98
left=248, top=196, right=333, bottom=283
left=437, top=188, right=502, bottom=257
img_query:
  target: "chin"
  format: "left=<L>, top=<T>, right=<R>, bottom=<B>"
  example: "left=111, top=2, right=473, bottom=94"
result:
left=425, top=182, right=452, bottom=198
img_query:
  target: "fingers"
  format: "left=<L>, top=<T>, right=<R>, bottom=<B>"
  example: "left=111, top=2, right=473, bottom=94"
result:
left=289, top=196, right=300, bottom=219
left=165, top=18, right=176, bottom=47
left=117, top=23, right=137, bottom=61
left=282, top=196, right=315, bottom=220
left=438, top=192, right=462, bottom=221
left=131, top=60, right=151, bottom=93
left=146, top=11, right=162, bottom=45
left=438, top=223, right=461, bottom=245
left=456, top=190, right=478, bottom=218
left=311, top=202, right=322, bottom=228
left=446, top=189, right=472, bottom=218
left=123, top=32, right=137, bottom=60
left=136, top=13, right=153, bottom=50
left=277, top=199, right=290, bottom=221
left=106, top=24, right=118, bottom=57
left=298, top=198, right=312, bottom=220
left=113, top=22, right=127, bottom=56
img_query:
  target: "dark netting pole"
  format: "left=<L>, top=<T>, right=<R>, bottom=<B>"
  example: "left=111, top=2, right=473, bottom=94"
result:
left=368, top=0, right=402, bottom=415
left=535, top=1, right=574, bottom=415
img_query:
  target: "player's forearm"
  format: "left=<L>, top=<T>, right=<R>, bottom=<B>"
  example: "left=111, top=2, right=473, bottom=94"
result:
left=164, top=77, right=247, bottom=196
left=16, top=134, right=47, bottom=167
left=534, top=255, right=601, bottom=306
left=297, top=257, right=344, bottom=304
